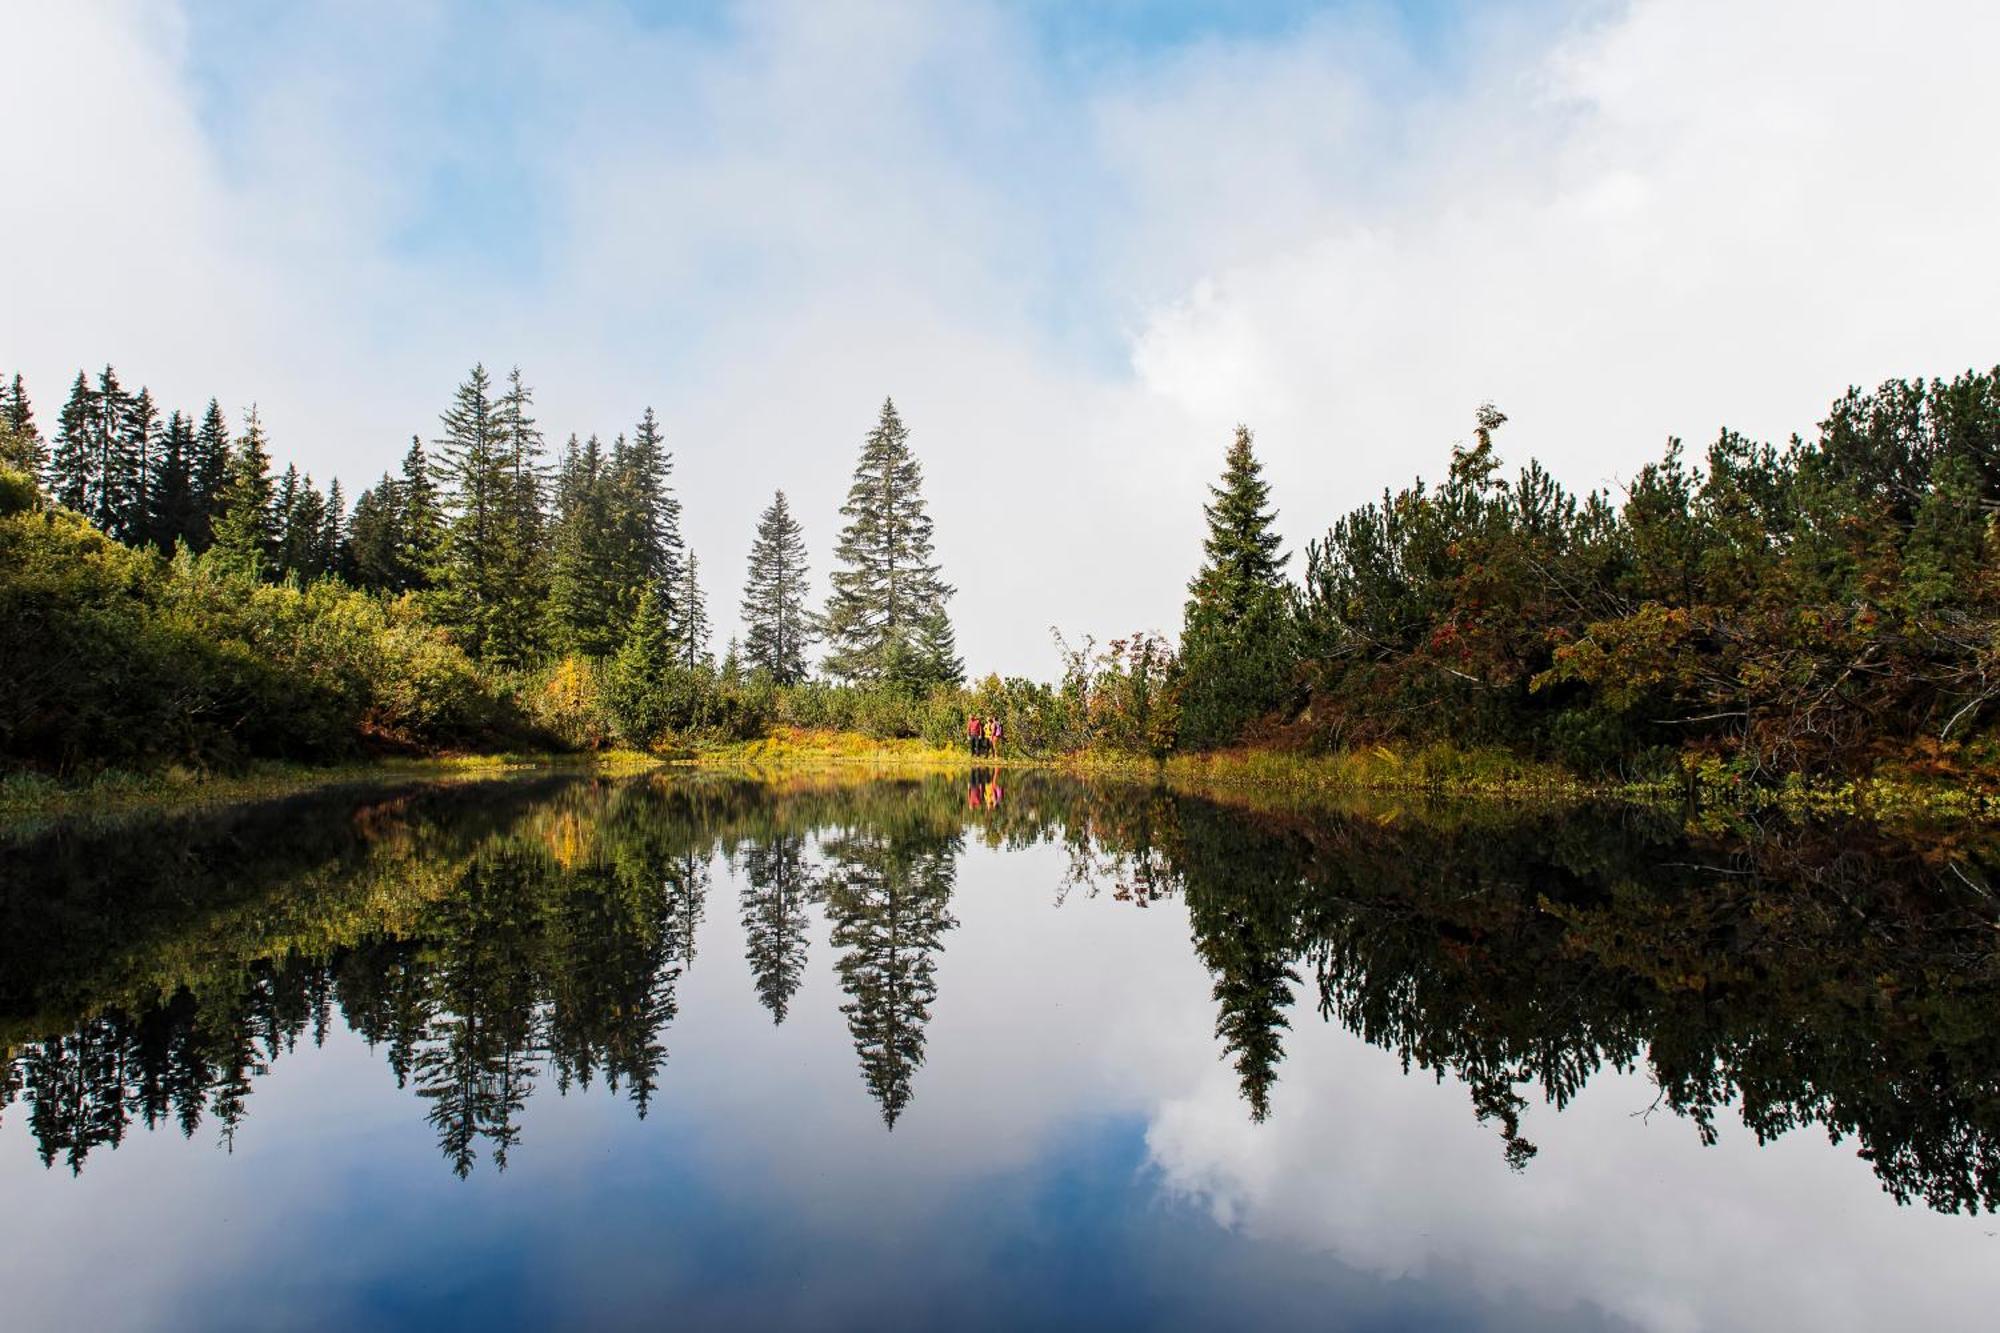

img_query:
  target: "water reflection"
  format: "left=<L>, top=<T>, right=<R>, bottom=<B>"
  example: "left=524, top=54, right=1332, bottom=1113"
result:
left=2, top=772, right=1998, bottom=1216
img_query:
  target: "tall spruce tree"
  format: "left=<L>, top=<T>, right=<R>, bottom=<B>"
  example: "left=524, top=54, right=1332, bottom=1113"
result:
left=609, top=408, right=684, bottom=633
left=322, top=478, right=348, bottom=580
left=191, top=399, right=231, bottom=550
left=740, top=489, right=816, bottom=683
left=48, top=367, right=143, bottom=537
left=431, top=366, right=547, bottom=663
left=1178, top=425, right=1295, bottom=747
left=347, top=472, right=404, bottom=589
left=147, top=408, right=200, bottom=552
left=122, top=386, right=159, bottom=543
left=210, top=405, right=277, bottom=574
left=821, top=398, right=960, bottom=687
left=432, top=366, right=509, bottom=657
left=491, top=366, right=548, bottom=662
left=546, top=433, right=623, bottom=655
left=675, top=550, right=711, bottom=669
left=396, top=436, right=446, bottom=590
left=0, top=372, right=43, bottom=473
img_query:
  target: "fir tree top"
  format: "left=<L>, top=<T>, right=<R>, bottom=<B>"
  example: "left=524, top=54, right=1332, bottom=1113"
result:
left=1187, top=424, right=1287, bottom=626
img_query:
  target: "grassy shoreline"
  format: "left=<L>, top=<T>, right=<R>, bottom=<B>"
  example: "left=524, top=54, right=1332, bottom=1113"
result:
left=8, top=725, right=1993, bottom=825
left=0, top=749, right=662, bottom=823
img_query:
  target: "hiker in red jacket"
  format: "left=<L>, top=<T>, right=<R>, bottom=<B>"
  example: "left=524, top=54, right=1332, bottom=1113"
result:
left=967, top=714, right=985, bottom=757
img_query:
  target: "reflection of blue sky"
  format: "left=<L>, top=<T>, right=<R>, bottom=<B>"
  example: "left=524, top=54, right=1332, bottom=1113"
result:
left=2, top=837, right=1997, bottom=1331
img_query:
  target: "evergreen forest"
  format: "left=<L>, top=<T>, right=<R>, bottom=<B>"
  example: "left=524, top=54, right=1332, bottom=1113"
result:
left=4, top=359, right=1998, bottom=796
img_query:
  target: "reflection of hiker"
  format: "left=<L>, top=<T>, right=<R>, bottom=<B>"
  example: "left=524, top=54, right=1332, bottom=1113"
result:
left=966, top=714, right=984, bottom=757
left=985, top=778, right=1002, bottom=806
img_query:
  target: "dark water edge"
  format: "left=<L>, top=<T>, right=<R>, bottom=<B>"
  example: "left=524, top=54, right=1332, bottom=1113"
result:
left=2, top=770, right=1997, bottom=1331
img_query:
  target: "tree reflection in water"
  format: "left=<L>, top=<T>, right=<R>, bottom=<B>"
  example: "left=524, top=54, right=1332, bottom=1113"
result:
left=2, top=771, right=1998, bottom=1213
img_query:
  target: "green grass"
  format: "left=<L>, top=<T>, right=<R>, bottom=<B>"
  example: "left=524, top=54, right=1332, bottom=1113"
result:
left=0, top=749, right=660, bottom=821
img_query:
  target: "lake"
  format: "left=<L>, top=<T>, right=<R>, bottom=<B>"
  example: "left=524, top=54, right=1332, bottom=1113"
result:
left=1, top=770, right=1997, bottom=1331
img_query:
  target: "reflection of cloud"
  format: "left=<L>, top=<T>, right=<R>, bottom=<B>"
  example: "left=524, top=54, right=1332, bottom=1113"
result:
left=1146, top=1020, right=2000, bottom=1332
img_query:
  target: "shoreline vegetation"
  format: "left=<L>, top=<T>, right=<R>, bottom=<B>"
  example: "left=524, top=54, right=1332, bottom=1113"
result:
left=6, top=360, right=2000, bottom=822
left=5, top=727, right=1990, bottom=828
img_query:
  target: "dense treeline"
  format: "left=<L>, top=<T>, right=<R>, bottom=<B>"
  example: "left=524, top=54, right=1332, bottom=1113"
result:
left=5, top=357, right=1997, bottom=783
left=0, top=365, right=979, bottom=774
left=1177, top=368, right=2000, bottom=782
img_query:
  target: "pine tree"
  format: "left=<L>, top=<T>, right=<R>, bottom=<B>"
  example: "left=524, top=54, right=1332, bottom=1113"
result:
left=210, top=405, right=277, bottom=575
left=603, top=587, right=676, bottom=743
left=489, top=366, right=548, bottom=664
left=322, top=478, right=348, bottom=581
left=47, top=371, right=97, bottom=513
left=347, top=473, right=404, bottom=590
left=1179, top=425, right=1295, bottom=747
left=396, top=436, right=447, bottom=590
left=739, top=834, right=821, bottom=1024
left=121, top=385, right=159, bottom=543
left=546, top=433, right=624, bottom=655
left=740, top=489, right=816, bottom=683
left=191, top=399, right=231, bottom=550
left=0, top=372, right=43, bottom=473
left=147, top=408, right=199, bottom=552
left=608, top=407, right=684, bottom=631
left=675, top=550, right=711, bottom=669
left=431, top=365, right=509, bottom=656
left=47, top=367, right=141, bottom=537
left=822, top=398, right=960, bottom=687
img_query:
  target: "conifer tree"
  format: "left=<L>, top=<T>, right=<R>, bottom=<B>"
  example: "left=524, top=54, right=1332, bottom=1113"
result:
left=822, top=398, right=960, bottom=687
left=0, top=372, right=43, bottom=473
left=273, top=464, right=303, bottom=574
left=121, top=385, right=159, bottom=543
left=740, top=489, right=816, bottom=683
left=47, top=371, right=97, bottom=512
left=431, top=365, right=508, bottom=654
left=322, top=478, right=348, bottom=580
left=210, top=406, right=277, bottom=575
left=191, top=399, right=231, bottom=549
left=546, top=433, right=623, bottom=655
left=491, top=366, right=549, bottom=662
left=147, top=409, right=199, bottom=553
left=602, top=587, right=676, bottom=743
left=48, top=367, right=142, bottom=537
left=608, top=408, right=684, bottom=632
left=347, top=473, right=404, bottom=590
left=739, top=834, right=821, bottom=1024
left=675, top=550, right=711, bottom=670
left=396, top=436, right=447, bottom=590
left=1178, top=425, right=1295, bottom=747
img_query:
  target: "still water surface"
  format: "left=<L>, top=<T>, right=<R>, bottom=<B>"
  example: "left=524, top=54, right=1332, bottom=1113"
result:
left=2, top=771, right=1997, bottom=1331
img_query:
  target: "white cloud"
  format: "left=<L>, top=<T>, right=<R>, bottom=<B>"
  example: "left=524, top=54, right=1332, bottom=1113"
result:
left=3, top=0, right=1995, bottom=674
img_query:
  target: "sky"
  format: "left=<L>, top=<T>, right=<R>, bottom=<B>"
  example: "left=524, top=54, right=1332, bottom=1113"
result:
left=5, top=0, right=1998, bottom=676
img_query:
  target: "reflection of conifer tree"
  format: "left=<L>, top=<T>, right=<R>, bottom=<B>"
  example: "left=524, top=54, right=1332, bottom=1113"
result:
left=24, top=1017, right=132, bottom=1173
left=666, top=850, right=709, bottom=968
left=824, top=827, right=961, bottom=1128
left=414, top=848, right=548, bottom=1176
left=0, top=1047, right=20, bottom=1132
left=545, top=862, right=676, bottom=1120
left=336, top=941, right=434, bottom=1090
left=1174, top=803, right=1305, bottom=1123
left=740, top=833, right=822, bottom=1024
left=209, top=1017, right=265, bottom=1154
